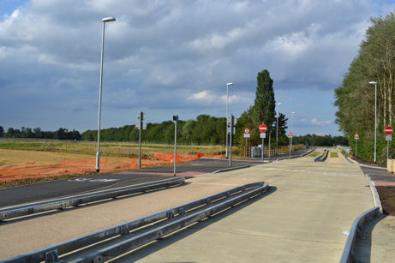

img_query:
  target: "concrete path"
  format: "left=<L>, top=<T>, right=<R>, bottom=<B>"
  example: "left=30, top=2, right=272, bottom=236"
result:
left=133, top=153, right=373, bottom=262
left=370, top=215, right=395, bottom=262
left=0, top=153, right=373, bottom=262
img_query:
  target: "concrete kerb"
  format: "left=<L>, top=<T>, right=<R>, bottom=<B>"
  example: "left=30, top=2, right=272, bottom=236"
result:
left=212, top=165, right=251, bottom=174
left=339, top=162, right=384, bottom=263
left=339, top=207, right=382, bottom=263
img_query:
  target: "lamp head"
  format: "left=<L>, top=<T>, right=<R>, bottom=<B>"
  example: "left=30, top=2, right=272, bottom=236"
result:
left=369, top=81, right=377, bottom=85
left=102, top=17, right=116, bottom=22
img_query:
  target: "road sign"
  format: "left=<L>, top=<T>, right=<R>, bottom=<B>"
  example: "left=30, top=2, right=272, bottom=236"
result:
left=386, top=135, right=392, bottom=141
left=384, top=125, right=393, bottom=135
left=260, top=133, right=266, bottom=139
left=243, top=133, right=250, bottom=138
left=354, top=133, right=359, bottom=140
left=287, top=132, right=294, bottom=138
left=259, top=124, right=267, bottom=133
left=244, top=128, right=250, bottom=134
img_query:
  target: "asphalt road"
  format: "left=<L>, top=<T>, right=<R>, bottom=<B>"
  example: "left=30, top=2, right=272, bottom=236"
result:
left=0, top=158, right=256, bottom=208
left=0, top=148, right=312, bottom=208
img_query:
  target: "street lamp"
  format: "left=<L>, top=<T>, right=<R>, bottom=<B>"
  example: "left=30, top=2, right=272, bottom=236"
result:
left=225, top=82, right=233, bottom=159
left=276, top=102, right=281, bottom=155
left=369, top=81, right=377, bottom=163
left=95, top=16, right=116, bottom=173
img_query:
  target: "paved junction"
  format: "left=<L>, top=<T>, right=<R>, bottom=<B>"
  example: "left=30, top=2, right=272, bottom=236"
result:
left=0, top=149, right=378, bottom=262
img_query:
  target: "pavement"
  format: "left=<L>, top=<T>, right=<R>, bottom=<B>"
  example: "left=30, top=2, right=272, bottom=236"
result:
left=358, top=164, right=395, bottom=262
left=131, top=149, right=372, bottom=263
left=0, top=148, right=373, bottom=262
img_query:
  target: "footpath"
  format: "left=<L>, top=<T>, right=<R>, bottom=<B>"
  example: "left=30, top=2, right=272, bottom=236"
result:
left=134, top=152, right=372, bottom=262
left=359, top=165, right=395, bottom=262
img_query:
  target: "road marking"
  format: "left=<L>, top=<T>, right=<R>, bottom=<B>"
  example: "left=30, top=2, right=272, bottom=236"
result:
left=68, top=178, right=119, bottom=183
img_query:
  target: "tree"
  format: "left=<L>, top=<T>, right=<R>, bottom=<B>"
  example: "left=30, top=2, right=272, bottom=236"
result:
left=0, top=126, right=4, bottom=137
left=252, top=69, right=276, bottom=129
left=236, top=69, right=277, bottom=146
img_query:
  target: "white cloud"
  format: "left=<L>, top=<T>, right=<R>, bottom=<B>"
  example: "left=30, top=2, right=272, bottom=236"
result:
left=0, top=0, right=393, bottom=133
left=311, top=118, right=333, bottom=127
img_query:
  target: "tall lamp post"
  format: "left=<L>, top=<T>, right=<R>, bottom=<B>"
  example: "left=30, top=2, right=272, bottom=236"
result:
left=276, top=102, right=281, bottom=155
left=289, top=111, right=295, bottom=157
left=225, top=82, right=233, bottom=159
left=95, top=16, right=116, bottom=173
left=369, top=81, right=377, bottom=163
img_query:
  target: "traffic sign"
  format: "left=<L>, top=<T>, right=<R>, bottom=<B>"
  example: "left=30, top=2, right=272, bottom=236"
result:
left=386, top=135, right=392, bottom=141
left=244, top=128, right=250, bottom=134
left=354, top=133, right=359, bottom=140
left=384, top=125, right=393, bottom=135
left=243, top=133, right=250, bottom=138
left=259, top=124, right=267, bottom=133
left=260, top=133, right=266, bottom=139
left=287, top=132, right=294, bottom=138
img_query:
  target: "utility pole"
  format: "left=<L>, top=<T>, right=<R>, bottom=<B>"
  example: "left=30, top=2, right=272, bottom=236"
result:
left=173, top=115, right=178, bottom=176
left=137, top=112, right=144, bottom=169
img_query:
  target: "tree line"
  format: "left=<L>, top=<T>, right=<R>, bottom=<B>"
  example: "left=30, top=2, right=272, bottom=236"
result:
left=335, top=13, right=395, bottom=163
left=292, top=134, right=348, bottom=147
left=0, top=126, right=81, bottom=140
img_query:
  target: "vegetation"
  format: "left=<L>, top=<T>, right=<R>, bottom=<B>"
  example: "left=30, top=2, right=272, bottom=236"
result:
left=335, top=13, right=395, bottom=164
left=292, top=134, right=348, bottom=146
left=1, top=127, right=81, bottom=140
left=236, top=69, right=288, bottom=147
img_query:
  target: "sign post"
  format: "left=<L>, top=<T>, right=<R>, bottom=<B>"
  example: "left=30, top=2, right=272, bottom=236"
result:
left=173, top=115, right=178, bottom=176
left=137, top=112, right=144, bottom=169
left=288, top=132, right=294, bottom=157
left=229, top=115, right=235, bottom=167
left=384, top=126, right=393, bottom=160
left=259, top=124, right=268, bottom=161
left=354, top=133, right=360, bottom=157
left=243, top=128, right=250, bottom=158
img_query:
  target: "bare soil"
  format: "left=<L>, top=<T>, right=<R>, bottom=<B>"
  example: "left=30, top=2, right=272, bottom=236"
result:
left=0, top=149, right=218, bottom=185
left=376, top=186, right=395, bottom=215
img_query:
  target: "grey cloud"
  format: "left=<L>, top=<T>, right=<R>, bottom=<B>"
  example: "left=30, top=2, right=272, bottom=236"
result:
left=0, top=0, right=392, bottom=133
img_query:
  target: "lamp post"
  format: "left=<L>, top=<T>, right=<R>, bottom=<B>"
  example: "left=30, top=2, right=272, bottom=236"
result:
left=369, top=81, right=377, bottom=163
left=225, top=82, right=233, bottom=159
left=95, top=16, right=116, bottom=173
left=276, top=102, right=281, bottom=156
left=173, top=115, right=179, bottom=176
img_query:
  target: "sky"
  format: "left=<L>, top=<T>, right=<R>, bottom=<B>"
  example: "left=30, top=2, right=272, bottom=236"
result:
left=0, top=0, right=395, bottom=135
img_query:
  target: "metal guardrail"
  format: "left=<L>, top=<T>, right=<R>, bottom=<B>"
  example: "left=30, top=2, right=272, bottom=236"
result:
left=314, top=149, right=329, bottom=162
left=339, top=207, right=382, bottom=263
left=5, top=182, right=269, bottom=263
left=0, top=177, right=186, bottom=221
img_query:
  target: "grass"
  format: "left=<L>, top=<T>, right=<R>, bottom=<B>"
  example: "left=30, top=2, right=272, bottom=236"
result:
left=0, top=138, right=225, bottom=158
left=308, top=151, right=321, bottom=157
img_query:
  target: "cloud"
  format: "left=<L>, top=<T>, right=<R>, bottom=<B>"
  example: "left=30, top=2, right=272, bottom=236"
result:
left=311, top=118, right=333, bottom=127
left=0, top=0, right=393, bottom=133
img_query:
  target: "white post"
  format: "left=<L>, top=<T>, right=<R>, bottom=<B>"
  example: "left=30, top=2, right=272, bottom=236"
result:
left=95, top=17, right=115, bottom=173
left=226, top=84, right=229, bottom=159
left=173, top=117, right=178, bottom=176
left=374, top=82, right=377, bottom=163
left=95, top=22, right=106, bottom=173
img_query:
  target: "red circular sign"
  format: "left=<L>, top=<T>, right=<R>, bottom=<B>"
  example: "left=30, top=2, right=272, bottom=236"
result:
left=259, top=124, right=267, bottom=133
left=384, top=125, right=393, bottom=135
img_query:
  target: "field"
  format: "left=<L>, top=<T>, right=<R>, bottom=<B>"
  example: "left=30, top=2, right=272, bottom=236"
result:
left=0, top=139, right=303, bottom=185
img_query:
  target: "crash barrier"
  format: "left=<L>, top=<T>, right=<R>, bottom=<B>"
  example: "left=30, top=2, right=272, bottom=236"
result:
left=339, top=207, right=382, bottom=263
left=5, top=182, right=270, bottom=263
left=314, top=149, right=329, bottom=162
left=0, top=177, right=186, bottom=221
